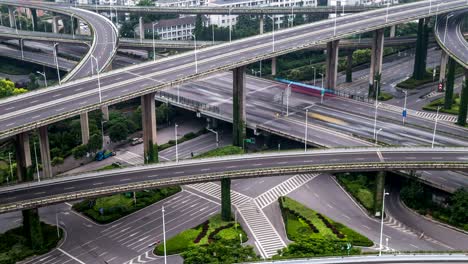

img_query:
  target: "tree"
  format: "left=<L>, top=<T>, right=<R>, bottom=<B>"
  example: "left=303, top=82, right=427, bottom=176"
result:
left=87, top=133, right=103, bottom=153
left=194, top=15, right=204, bottom=39
left=181, top=239, right=258, bottom=264
left=457, top=76, right=468, bottom=126
left=0, top=79, right=27, bottom=98
left=449, top=188, right=468, bottom=226
left=27, top=73, right=40, bottom=90
left=109, top=123, right=128, bottom=142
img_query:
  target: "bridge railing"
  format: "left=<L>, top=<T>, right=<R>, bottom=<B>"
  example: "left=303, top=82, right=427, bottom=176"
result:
left=155, top=90, right=221, bottom=114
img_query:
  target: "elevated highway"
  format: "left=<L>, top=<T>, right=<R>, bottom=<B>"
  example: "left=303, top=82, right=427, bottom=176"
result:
left=435, top=10, right=468, bottom=69
left=0, top=44, right=74, bottom=71
left=0, top=0, right=466, bottom=140
left=0, top=147, right=467, bottom=213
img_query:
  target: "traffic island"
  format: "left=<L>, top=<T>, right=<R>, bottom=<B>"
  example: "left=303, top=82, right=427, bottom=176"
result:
left=0, top=222, right=62, bottom=264
left=274, top=196, right=372, bottom=260
left=72, top=187, right=181, bottom=224
left=154, top=214, right=258, bottom=263
left=423, top=94, right=461, bottom=115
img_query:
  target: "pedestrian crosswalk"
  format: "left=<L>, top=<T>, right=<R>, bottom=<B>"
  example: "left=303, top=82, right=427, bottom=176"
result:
left=254, top=174, right=319, bottom=209
left=380, top=103, right=459, bottom=123
left=237, top=200, right=287, bottom=258
left=123, top=251, right=158, bottom=264
left=187, top=182, right=252, bottom=207
left=115, top=151, right=144, bottom=166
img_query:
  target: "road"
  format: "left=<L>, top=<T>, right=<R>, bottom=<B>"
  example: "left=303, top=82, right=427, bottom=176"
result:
left=0, top=0, right=466, bottom=139
left=0, top=147, right=467, bottom=213
left=435, top=10, right=468, bottom=68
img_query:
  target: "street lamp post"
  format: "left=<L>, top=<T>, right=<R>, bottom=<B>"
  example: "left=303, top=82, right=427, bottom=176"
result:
left=304, top=108, right=308, bottom=152
left=443, top=14, right=454, bottom=45
left=378, top=190, right=390, bottom=256
left=90, top=55, right=102, bottom=103
left=175, top=123, right=179, bottom=162
left=162, top=206, right=167, bottom=264
left=20, top=38, right=24, bottom=60
left=206, top=127, right=219, bottom=147
left=36, top=71, right=47, bottom=87
left=286, top=83, right=291, bottom=116
left=385, top=3, right=390, bottom=23
left=152, top=22, right=157, bottom=62
left=189, top=33, right=198, bottom=73
left=375, top=128, right=383, bottom=145
left=53, top=43, right=61, bottom=85
left=267, top=15, right=275, bottom=52
left=71, top=14, right=75, bottom=39
left=333, top=4, right=337, bottom=36
left=431, top=106, right=441, bottom=148
left=312, top=66, right=316, bottom=86
left=13, top=10, right=18, bottom=35
left=402, top=90, right=407, bottom=125
left=373, top=102, right=381, bottom=140
left=8, top=152, right=13, bottom=184
left=229, top=7, right=232, bottom=43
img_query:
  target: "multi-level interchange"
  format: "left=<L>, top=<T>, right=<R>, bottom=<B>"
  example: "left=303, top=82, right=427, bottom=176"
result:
left=0, top=0, right=467, bottom=263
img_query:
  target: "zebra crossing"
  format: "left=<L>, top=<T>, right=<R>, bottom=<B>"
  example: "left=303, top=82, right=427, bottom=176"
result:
left=115, top=151, right=144, bottom=166
left=254, top=174, right=319, bottom=209
left=123, top=251, right=158, bottom=264
left=380, top=103, right=459, bottom=123
left=187, top=182, right=252, bottom=207
left=237, top=200, right=287, bottom=258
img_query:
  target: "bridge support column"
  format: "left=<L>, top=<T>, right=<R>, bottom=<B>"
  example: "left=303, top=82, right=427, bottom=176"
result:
left=259, top=15, right=264, bottom=34
left=142, top=93, right=158, bottom=164
left=457, top=70, right=468, bottom=126
left=80, top=113, right=90, bottom=145
left=15, top=132, right=32, bottom=182
left=444, top=57, right=456, bottom=110
left=8, top=7, right=15, bottom=28
left=412, top=18, right=429, bottom=80
left=52, top=16, right=60, bottom=34
left=368, top=29, right=384, bottom=98
left=38, top=126, right=52, bottom=178
left=30, top=8, right=38, bottom=31
left=271, top=57, right=277, bottom=76
left=326, top=40, right=340, bottom=90
left=374, top=171, right=386, bottom=217
left=346, top=52, right=353, bottom=83
left=389, top=25, right=396, bottom=38
left=101, top=106, right=110, bottom=121
left=438, top=51, right=449, bottom=85
left=232, top=66, right=246, bottom=147
left=139, top=17, right=144, bottom=42
left=221, top=178, right=232, bottom=221
left=22, top=208, right=44, bottom=250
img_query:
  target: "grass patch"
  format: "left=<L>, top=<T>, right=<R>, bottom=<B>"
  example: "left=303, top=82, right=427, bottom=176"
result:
left=154, top=214, right=247, bottom=256
left=0, top=222, right=62, bottom=264
left=336, top=172, right=376, bottom=212
left=73, top=186, right=181, bottom=224
left=279, top=196, right=373, bottom=247
left=422, top=94, right=460, bottom=115
left=195, top=145, right=244, bottom=159
left=378, top=92, right=394, bottom=101
left=97, top=163, right=122, bottom=171
left=396, top=71, right=434, bottom=89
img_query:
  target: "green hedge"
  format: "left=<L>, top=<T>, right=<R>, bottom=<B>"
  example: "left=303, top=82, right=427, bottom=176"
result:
left=336, top=173, right=376, bottom=212
left=154, top=214, right=247, bottom=256
left=195, top=145, right=244, bottom=159
left=422, top=94, right=460, bottom=115
left=73, top=187, right=181, bottom=224
left=279, top=196, right=373, bottom=247
left=0, top=222, right=62, bottom=264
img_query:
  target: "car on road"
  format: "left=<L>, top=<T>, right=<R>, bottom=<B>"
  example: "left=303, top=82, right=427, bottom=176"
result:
left=131, top=137, right=144, bottom=145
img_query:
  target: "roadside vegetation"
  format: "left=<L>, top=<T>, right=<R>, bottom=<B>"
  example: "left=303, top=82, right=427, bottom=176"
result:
left=274, top=196, right=370, bottom=259
left=423, top=94, right=460, bottom=115
left=72, top=187, right=181, bottom=224
left=400, top=181, right=468, bottom=231
left=335, top=172, right=376, bottom=212
left=0, top=222, right=62, bottom=264
left=154, top=214, right=257, bottom=263
left=195, top=145, right=244, bottom=158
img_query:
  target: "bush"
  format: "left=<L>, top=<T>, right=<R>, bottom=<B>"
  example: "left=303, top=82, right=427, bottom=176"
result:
left=72, top=144, right=88, bottom=159
left=51, top=156, right=64, bottom=166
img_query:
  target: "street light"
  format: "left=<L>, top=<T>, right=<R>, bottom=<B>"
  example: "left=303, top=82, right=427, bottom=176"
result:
left=13, top=9, right=18, bottom=35
left=319, top=73, right=324, bottom=104
left=71, top=13, right=75, bottom=39
left=20, top=38, right=24, bottom=60
left=189, top=33, right=198, bottom=74
left=378, top=189, right=390, bottom=256
left=443, top=14, right=454, bottom=45
left=175, top=123, right=179, bottom=162
left=385, top=3, right=390, bottom=23
left=53, top=43, right=61, bottom=85
left=207, top=127, right=219, bottom=147
left=36, top=71, right=47, bottom=87
left=162, top=205, right=167, bottom=264
left=333, top=4, right=337, bottom=36
left=311, top=66, right=316, bottom=86
left=285, top=83, right=291, bottom=116
left=267, top=15, right=275, bottom=52
left=229, top=7, right=233, bottom=43
left=152, top=22, right=157, bottom=62
left=402, top=90, right=407, bottom=125
left=90, top=55, right=102, bottom=103
left=8, top=152, right=13, bottom=185
left=304, top=108, right=308, bottom=152
left=431, top=106, right=441, bottom=148
left=375, top=128, right=383, bottom=145
left=373, top=102, right=382, bottom=140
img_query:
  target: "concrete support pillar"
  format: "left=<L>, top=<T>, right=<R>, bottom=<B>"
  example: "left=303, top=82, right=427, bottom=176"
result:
left=8, top=7, right=15, bottom=28
left=259, top=15, right=264, bottom=34
left=346, top=52, right=353, bottom=83
left=389, top=25, right=396, bottom=38
left=439, top=51, right=449, bottom=84
left=30, top=8, right=37, bottom=31
left=38, top=126, right=52, bottom=178
left=271, top=57, right=277, bottom=76
left=75, top=19, right=82, bottom=35
left=221, top=178, right=232, bottom=221
left=457, top=70, right=468, bottom=126
left=374, top=171, right=386, bottom=217
left=369, top=29, right=384, bottom=98
left=101, top=106, right=110, bottom=121
left=444, top=57, right=456, bottom=110
left=325, top=40, right=340, bottom=90
left=22, top=208, right=44, bottom=250
left=232, top=66, right=246, bottom=147
left=80, top=112, right=90, bottom=145
left=412, top=18, right=429, bottom=80
left=141, top=93, right=158, bottom=164
left=52, top=16, right=60, bottom=34
left=15, top=132, right=32, bottom=182
left=139, top=17, right=144, bottom=42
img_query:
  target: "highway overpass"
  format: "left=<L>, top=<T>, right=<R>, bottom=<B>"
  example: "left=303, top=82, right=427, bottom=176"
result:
left=435, top=10, right=468, bottom=69
left=0, top=147, right=467, bottom=213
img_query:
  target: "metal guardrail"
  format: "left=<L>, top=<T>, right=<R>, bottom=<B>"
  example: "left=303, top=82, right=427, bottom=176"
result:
left=434, top=12, right=468, bottom=69
left=156, top=90, right=221, bottom=114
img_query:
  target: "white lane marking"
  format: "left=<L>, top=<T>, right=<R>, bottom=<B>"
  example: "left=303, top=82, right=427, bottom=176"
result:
left=362, top=225, right=371, bottom=230
left=58, top=248, right=85, bottom=264
left=147, top=174, right=159, bottom=178
left=343, top=214, right=351, bottom=220
left=409, top=243, right=419, bottom=249
left=5, top=107, right=15, bottom=110
left=34, top=192, right=45, bottom=195
left=64, top=187, right=75, bottom=190
left=93, top=182, right=104, bottom=186
left=119, top=178, right=131, bottom=182
left=201, top=168, right=211, bottom=171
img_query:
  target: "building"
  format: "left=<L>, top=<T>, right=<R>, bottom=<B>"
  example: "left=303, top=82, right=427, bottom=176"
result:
left=207, top=0, right=317, bottom=28
left=135, top=16, right=208, bottom=40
